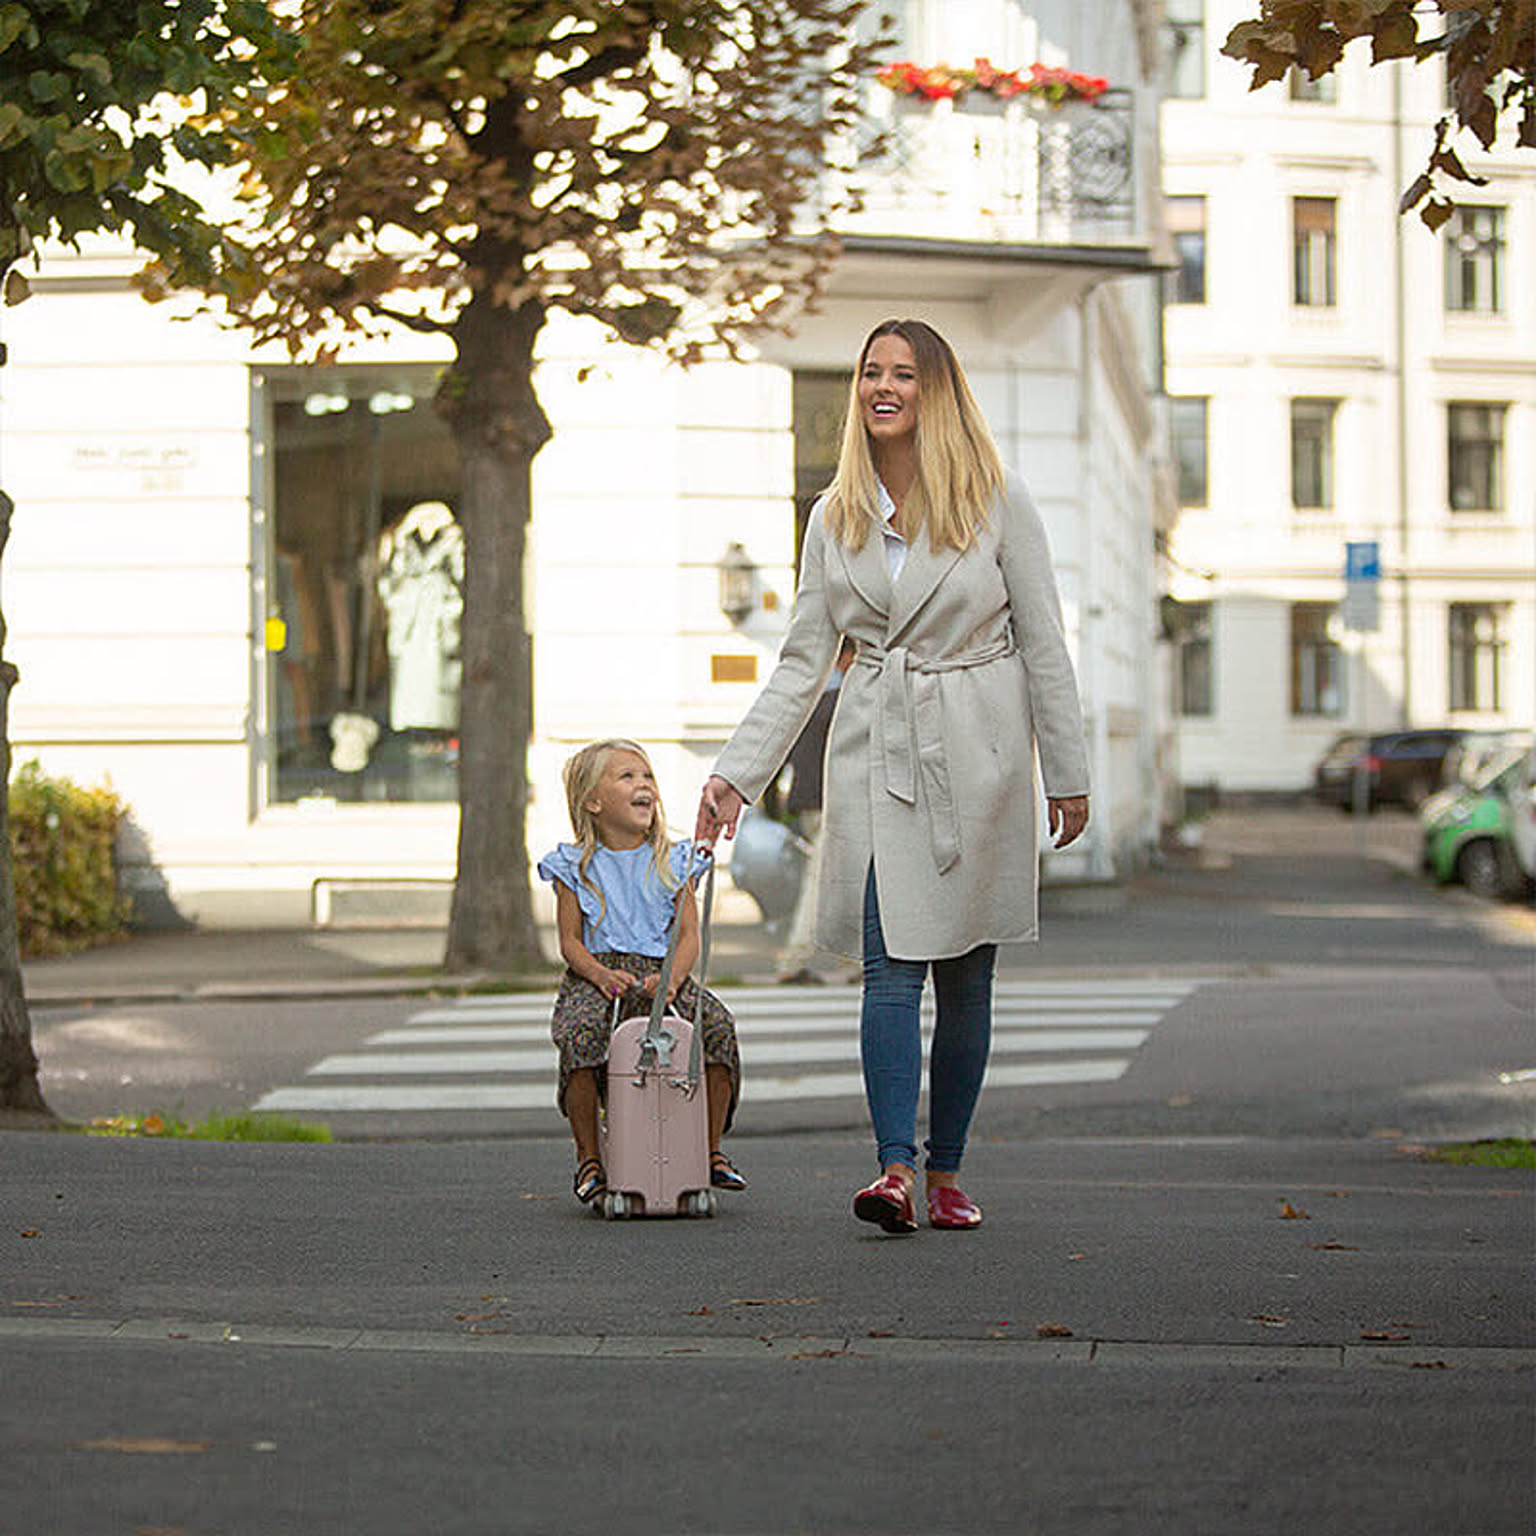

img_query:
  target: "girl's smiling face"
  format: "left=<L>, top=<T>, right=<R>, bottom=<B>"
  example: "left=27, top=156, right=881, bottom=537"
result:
left=858, top=333, right=920, bottom=447
left=586, top=748, right=659, bottom=847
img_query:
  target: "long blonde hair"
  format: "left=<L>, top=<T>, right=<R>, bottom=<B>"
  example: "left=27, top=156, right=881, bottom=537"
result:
left=823, top=318, right=1005, bottom=553
left=561, top=739, right=680, bottom=922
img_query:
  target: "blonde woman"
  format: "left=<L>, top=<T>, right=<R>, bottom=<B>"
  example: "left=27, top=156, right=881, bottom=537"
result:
left=695, top=319, right=1089, bottom=1233
left=540, top=739, right=743, bottom=1205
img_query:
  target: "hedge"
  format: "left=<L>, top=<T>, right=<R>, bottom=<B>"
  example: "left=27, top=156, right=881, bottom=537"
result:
left=9, top=761, right=129, bottom=957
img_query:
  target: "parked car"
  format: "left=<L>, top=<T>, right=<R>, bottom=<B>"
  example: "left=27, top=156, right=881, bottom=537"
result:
left=1313, top=728, right=1467, bottom=813
left=1420, top=745, right=1535, bottom=901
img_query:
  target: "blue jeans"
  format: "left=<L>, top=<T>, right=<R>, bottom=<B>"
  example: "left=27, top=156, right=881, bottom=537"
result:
left=860, top=869, right=996, bottom=1174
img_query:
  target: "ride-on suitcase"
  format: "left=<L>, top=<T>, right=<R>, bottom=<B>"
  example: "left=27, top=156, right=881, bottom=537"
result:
left=600, top=862, right=718, bottom=1220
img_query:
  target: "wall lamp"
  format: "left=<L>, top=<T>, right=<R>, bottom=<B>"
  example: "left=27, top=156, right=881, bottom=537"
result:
left=718, top=542, right=758, bottom=625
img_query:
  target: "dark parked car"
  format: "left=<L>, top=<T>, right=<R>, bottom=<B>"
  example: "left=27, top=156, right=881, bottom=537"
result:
left=1313, top=728, right=1467, bottom=812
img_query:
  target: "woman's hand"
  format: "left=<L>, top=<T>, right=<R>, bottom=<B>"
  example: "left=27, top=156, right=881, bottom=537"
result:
left=1047, top=796, right=1090, bottom=850
left=695, top=774, right=745, bottom=847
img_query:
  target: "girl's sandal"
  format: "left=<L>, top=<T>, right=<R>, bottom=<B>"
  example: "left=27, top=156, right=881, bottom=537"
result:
left=573, top=1157, right=607, bottom=1205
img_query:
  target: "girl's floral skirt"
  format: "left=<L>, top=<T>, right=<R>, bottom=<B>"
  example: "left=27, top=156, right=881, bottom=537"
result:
left=551, top=952, right=740, bottom=1130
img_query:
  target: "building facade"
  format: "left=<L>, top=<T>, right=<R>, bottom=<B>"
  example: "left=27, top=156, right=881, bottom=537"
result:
left=1161, top=1, right=1536, bottom=800
left=0, top=0, right=1170, bottom=927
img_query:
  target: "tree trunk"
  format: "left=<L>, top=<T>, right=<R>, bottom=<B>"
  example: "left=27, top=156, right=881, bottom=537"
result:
left=0, top=490, right=53, bottom=1118
left=439, top=296, right=551, bottom=974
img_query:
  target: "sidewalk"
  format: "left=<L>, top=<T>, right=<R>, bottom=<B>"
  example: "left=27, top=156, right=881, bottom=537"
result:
left=20, top=804, right=1525, bottom=1007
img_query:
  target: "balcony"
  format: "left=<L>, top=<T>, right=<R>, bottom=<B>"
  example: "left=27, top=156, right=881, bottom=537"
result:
left=818, top=87, right=1147, bottom=257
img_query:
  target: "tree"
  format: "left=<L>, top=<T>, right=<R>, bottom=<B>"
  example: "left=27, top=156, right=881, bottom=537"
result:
left=1221, top=1, right=1536, bottom=227
left=0, top=0, right=290, bottom=1117
left=208, top=1, right=892, bottom=974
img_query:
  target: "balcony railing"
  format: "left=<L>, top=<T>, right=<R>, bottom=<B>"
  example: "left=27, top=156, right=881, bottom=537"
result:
left=824, top=87, right=1140, bottom=250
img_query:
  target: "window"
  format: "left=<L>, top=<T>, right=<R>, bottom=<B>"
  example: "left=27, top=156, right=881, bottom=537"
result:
left=1445, top=206, right=1505, bottom=314
left=1293, top=197, right=1337, bottom=306
left=1291, top=398, right=1339, bottom=510
left=1288, top=67, right=1337, bottom=103
left=1162, top=0, right=1205, bottom=99
left=1169, top=396, right=1209, bottom=506
left=260, top=366, right=463, bottom=804
left=1448, top=603, right=1507, bottom=712
left=1178, top=601, right=1214, bottom=716
left=1165, top=195, right=1206, bottom=304
left=1290, top=604, right=1344, bottom=717
left=1447, top=402, right=1506, bottom=511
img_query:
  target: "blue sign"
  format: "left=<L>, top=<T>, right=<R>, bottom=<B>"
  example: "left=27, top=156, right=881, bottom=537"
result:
left=1345, top=541, right=1380, bottom=582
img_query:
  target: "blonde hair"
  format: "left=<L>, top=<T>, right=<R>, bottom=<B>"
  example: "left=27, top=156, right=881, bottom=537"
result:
left=823, top=318, right=1005, bottom=553
left=561, top=739, right=680, bottom=921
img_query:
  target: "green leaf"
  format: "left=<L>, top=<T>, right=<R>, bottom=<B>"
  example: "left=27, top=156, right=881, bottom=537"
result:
left=63, top=51, right=113, bottom=90
left=0, top=99, right=28, bottom=149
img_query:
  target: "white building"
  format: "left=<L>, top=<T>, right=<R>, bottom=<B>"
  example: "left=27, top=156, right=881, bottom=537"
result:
left=0, top=0, right=1170, bottom=929
left=1160, top=0, right=1536, bottom=800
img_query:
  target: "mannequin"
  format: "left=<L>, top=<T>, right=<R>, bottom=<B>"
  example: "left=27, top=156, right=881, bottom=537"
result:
left=377, top=502, right=464, bottom=732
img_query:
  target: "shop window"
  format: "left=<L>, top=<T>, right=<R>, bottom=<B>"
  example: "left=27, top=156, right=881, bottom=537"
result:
left=1293, top=197, right=1337, bottom=307
left=1445, top=205, right=1505, bottom=314
left=1290, top=603, right=1343, bottom=717
left=1447, top=402, right=1506, bottom=511
left=1448, top=603, right=1507, bottom=712
left=260, top=367, right=463, bottom=803
left=1291, top=398, right=1339, bottom=510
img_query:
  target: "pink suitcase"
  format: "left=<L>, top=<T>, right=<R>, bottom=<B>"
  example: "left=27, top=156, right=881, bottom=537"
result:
left=601, top=1008, right=713, bottom=1218
left=599, top=862, right=717, bottom=1220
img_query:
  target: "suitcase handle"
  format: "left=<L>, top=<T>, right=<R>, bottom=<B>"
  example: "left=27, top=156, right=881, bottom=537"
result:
left=633, top=852, right=714, bottom=1094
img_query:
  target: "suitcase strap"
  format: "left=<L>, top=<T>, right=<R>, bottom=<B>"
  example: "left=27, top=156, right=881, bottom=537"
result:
left=626, top=854, right=714, bottom=1094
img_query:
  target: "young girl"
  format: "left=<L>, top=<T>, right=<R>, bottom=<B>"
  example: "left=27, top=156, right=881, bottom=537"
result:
left=539, top=738, right=745, bottom=1206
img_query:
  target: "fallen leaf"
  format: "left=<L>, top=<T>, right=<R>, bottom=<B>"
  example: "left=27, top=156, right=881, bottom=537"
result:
left=1067, top=1253, right=1088, bottom=1261
left=866, top=1329, right=894, bottom=1337
left=1036, top=1323, right=1074, bottom=1338
left=1306, top=1242, right=1359, bottom=1251
left=686, top=1306, right=713, bottom=1316
left=74, top=1438, right=210, bottom=1455
left=788, top=1348, right=857, bottom=1359
left=1360, top=1331, right=1410, bottom=1342
left=1409, top=1360, right=1450, bottom=1370
left=1278, top=1202, right=1310, bottom=1220
left=727, top=1297, right=821, bottom=1307
left=1249, top=1314, right=1291, bottom=1328
left=19, top=1230, right=40, bottom=1239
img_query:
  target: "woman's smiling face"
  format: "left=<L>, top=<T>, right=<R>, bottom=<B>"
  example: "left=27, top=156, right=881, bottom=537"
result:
left=858, top=333, right=919, bottom=448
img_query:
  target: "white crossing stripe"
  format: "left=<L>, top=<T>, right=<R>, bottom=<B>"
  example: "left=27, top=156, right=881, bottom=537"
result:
left=252, top=979, right=1200, bottom=1116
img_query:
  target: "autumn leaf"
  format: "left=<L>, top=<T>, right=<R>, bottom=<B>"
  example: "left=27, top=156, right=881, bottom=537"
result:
left=1036, top=1322, right=1074, bottom=1338
left=727, top=1297, right=822, bottom=1307
left=73, top=1438, right=210, bottom=1455
left=1279, top=1201, right=1310, bottom=1220
left=1306, top=1241, right=1360, bottom=1251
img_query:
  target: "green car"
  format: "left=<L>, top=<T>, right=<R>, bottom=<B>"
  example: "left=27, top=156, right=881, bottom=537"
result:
left=1420, top=746, right=1535, bottom=901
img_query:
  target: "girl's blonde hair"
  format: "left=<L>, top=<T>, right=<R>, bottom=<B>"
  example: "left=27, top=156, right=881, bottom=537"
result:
left=822, top=318, right=1005, bottom=553
left=561, top=739, right=680, bottom=921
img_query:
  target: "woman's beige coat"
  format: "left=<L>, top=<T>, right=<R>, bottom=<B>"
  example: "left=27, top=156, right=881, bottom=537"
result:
left=713, top=470, right=1090, bottom=961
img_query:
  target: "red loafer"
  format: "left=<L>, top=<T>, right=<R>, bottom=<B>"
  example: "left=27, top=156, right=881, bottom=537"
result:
left=927, top=1185, right=983, bottom=1230
left=852, top=1173, right=919, bottom=1234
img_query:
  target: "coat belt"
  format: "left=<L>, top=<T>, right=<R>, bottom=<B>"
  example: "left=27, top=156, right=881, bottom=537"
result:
left=853, top=634, right=1018, bottom=875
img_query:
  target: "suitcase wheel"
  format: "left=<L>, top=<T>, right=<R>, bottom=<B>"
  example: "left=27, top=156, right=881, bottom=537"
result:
left=684, top=1189, right=716, bottom=1218
left=603, top=1191, right=634, bottom=1220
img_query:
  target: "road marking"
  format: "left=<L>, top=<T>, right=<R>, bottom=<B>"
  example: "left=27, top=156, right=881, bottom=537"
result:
left=253, top=980, right=1200, bottom=1117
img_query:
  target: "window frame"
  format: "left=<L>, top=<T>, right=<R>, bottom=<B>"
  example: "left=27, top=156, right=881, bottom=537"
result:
left=1444, top=204, right=1505, bottom=315
left=1289, top=602, right=1345, bottom=718
left=1169, top=395, right=1209, bottom=507
left=1292, top=196, right=1338, bottom=308
left=1446, top=401, right=1507, bottom=512
left=1447, top=602, right=1508, bottom=713
left=1290, top=397, right=1340, bottom=512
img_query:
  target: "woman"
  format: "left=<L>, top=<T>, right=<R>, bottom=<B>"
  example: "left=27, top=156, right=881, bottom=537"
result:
left=695, top=318, right=1090, bottom=1234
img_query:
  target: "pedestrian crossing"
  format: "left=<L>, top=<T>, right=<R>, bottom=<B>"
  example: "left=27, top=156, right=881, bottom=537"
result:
left=251, top=979, right=1201, bottom=1118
